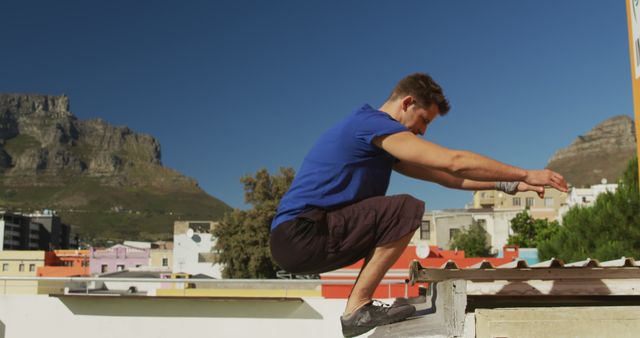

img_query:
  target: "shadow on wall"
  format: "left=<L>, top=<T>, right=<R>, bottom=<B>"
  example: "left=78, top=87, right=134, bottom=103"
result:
left=55, top=296, right=324, bottom=319
left=496, top=279, right=611, bottom=296
left=0, top=319, right=4, bottom=338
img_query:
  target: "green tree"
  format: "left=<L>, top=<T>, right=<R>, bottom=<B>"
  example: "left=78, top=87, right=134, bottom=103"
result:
left=449, top=222, right=493, bottom=257
left=213, top=167, right=295, bottom=278
left=507, top=210, right=560, bottom=248
left=538, top=157, right=640, bottom=262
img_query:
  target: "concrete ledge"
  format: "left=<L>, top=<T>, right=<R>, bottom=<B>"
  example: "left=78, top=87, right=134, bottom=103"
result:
left=476, top=306, right=640, bottom=338
left=51, top=293, right=304, bottom=302
left=369, top=280, right=467, bottom=337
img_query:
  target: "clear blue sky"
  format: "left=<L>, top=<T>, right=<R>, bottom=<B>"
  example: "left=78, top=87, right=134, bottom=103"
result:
left=1, top=1, right=635, bottom=211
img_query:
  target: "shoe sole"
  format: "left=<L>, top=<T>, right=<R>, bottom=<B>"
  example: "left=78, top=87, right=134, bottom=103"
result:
left=342, top=313, right=415, bottom=337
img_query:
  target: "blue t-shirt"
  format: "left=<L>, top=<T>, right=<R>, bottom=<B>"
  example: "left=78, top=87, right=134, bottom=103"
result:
left=271, top=104, right=408, bottom=230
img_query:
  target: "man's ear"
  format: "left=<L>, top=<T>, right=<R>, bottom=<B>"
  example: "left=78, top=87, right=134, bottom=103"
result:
left=401, top=96, right=415, bottom=111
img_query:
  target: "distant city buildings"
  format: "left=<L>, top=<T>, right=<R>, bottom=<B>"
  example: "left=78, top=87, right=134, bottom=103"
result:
left=417, top=181, right=619, bottom=253
left=0, top=210, right=76, bottom=251
left=472, top=186, right=568, bottom=222
left=559, top=179, right=618, bottom=219
left=0, top=216, right=220, bottom=286
left=0, top=216, right=223, bottom=297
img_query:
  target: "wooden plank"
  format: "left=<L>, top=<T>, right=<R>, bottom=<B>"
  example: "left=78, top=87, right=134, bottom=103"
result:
left=467, top=295, right=640, bottom=311
left=414, top=267, right=640, bottom=282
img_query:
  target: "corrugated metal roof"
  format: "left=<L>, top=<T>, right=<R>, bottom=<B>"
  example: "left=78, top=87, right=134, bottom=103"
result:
left=409, top=257, right=640, bottom=284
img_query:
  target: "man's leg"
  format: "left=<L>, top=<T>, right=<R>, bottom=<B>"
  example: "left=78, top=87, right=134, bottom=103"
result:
left=344, top=229, right=416, bottom=314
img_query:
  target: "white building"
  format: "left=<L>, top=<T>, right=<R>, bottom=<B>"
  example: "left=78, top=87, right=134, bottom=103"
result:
left=173, top=220, right=222, bottom=279
left=413, top=208, right=522, bottom=255
left=559, top=179, right=618, bottom=219
left=567, top=179, right=618, bottom=207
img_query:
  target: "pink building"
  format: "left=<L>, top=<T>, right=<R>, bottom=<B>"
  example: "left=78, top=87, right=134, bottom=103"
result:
left=90, top=244, right=150, bottom=275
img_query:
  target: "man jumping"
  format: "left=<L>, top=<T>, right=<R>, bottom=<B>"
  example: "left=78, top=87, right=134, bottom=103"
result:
left=270, top=73, right=568, bottom=337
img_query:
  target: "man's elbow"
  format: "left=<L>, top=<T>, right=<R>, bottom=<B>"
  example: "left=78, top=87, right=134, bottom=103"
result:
left=446, top=150, right=471, bottom=176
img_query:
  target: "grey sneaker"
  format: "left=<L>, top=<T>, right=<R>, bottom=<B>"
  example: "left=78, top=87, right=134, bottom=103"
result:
left=340, top=300, right=416, bottom=337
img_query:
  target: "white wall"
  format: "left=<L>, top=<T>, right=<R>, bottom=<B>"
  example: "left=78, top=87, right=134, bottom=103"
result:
left=173, top=233, right=223, bottom=279
left=488, top=210, right=520, bottom=251
left=0, top=294, right=348, bottom=338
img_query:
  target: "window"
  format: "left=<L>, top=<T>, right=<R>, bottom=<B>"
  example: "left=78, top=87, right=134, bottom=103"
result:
left=420, top=220, right=430, bottom=240
left=526, top=197, right=534, bottom=207
left=513, top=197, right=521, bottom=206
left=116, top=265, right=125, bottom=271
left=101, top=264, right=108, bottom=273
left=2, top=263, right=8, bottom=271
left=449, top=228, right=461, bottom=240
left=29, top=264, right=36, bottom=272
left=19, top=264, right=24, bottom=272
left=162, top=258, right=169, bottom=267
left=544, top=197, right=554, bottom=208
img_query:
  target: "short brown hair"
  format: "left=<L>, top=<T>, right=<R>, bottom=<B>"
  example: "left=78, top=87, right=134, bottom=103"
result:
left=388, top=73, right=450, bottom=115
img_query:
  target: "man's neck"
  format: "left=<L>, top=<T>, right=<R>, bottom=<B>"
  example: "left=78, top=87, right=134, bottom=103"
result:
left=378, top=100, right=402, bottom=122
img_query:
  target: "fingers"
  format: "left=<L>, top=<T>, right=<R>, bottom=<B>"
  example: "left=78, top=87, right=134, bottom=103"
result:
left=530, top=169, right=567, bottom=192
left=532, top=185, right=544, bottom=198
left=517, top=169, right=568, bottom=195
left=548, top=171, right=568, bottom=192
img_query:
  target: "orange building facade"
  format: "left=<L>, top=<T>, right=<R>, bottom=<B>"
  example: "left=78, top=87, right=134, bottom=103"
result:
left=320, top=245, right=519, bottom=299
left=37, top=250, right=91, bottom=277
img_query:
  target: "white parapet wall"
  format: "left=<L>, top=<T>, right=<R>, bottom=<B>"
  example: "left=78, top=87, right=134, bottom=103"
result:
left=0, top=294, right=349, bottom=338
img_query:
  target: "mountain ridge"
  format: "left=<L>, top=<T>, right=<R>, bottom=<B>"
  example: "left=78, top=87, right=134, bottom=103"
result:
left=0, top=94, right=231, bottom=243
left=546, top=115, right=637, bottom=187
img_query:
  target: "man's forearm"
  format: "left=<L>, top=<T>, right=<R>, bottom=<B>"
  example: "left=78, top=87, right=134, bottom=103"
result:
left=394, top=161, right=498, bottom=190
left=458, top=179, right=496, bottom=191
left=448, top=150, right=528, bottom=182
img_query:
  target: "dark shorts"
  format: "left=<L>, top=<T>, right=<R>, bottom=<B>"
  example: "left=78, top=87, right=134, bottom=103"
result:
left=270, top=194, right=425, bottom=275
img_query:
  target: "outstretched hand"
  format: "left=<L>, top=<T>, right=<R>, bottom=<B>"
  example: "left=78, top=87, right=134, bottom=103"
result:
left=524, top=169, right=568, bottom=193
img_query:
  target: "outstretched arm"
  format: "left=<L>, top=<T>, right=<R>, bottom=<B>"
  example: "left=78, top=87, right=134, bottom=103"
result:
left=393, top=161, right=494, bottom=190
left=393, top=161, right=548, bottom=197
left=375, top=131, right=568, bottom=192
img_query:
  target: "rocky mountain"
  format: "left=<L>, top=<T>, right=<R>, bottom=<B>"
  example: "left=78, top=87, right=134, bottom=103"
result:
left=546, top=115, right=637, bottom=187
left=0, top=94, right=231, bottom=243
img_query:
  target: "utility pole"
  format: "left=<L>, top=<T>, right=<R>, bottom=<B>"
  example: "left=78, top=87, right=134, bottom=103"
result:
left=627, top=0, right=640, bottom=185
